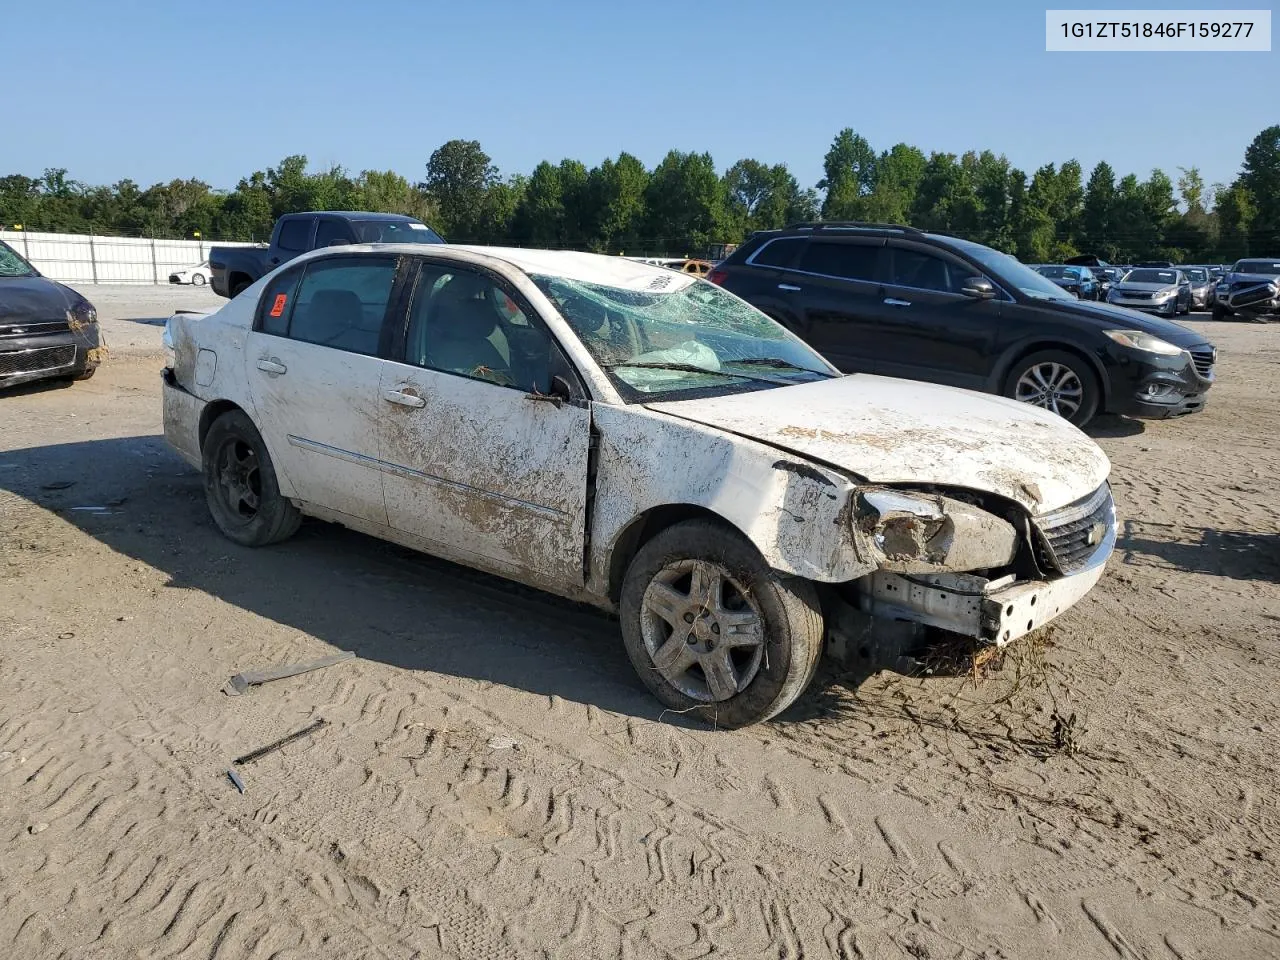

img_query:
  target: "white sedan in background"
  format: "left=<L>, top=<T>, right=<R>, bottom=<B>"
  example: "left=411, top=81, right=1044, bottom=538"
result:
left=162, top=245, right=1115, bottom=726
left=168, top=260, right=212, bottom=286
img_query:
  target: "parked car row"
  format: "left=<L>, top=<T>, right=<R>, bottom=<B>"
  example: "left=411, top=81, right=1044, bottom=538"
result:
left=162, top=241, right=1120, bottom=726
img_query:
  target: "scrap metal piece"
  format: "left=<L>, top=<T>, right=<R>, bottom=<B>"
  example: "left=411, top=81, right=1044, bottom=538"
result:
left=224, top=651, right=355, bottom=696
left=233, top=719, right=328, bottom=766
left=227, top=769, right=245, bottom=794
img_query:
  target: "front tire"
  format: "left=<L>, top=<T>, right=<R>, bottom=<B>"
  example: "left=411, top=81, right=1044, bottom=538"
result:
left=1212, top=305, right=1229, bottom=322
left=619, top=520, right=824, bottom=728
left=202, top=410, right=301, bottom=547
left=1004, top=349, right=1100, bottom=427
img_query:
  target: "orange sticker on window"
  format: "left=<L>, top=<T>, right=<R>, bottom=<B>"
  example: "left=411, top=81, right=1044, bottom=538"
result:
left=269, top=294, right=288, bottom=318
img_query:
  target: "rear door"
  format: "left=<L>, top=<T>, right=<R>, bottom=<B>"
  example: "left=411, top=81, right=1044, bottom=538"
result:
left=874, top=242, right=1003, bottom=389
left=720, top=236, right=807, bottom=325
left=244, top=254, right=404, bottom=524
left=781, top=238, right=887, bottom=373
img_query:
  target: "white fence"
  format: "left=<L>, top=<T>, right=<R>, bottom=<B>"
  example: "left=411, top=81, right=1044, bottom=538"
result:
left=0, top=230, right=261, bottom=285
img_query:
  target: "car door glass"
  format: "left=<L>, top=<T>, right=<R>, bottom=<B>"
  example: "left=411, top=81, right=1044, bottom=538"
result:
left=277, top=218, right=313, bottom=253
left=890, top=249, right=972, bottom=294
left=798, top=241, right=879, bottom=281
left=405, top=266, right=555, bottom=392
left=749, top=237, right=804, bottom=268
left=256, top=265, right=305, bottom=336
left=314, top=219, right=355, bottom=248
left=287, top=256, right=397, bottom=355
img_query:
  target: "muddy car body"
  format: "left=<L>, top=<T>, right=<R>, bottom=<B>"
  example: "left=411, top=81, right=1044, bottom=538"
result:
left=162, top=245, right=1116, bottom=726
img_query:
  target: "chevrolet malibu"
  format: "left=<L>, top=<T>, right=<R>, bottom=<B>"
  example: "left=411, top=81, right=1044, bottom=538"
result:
left=162, top=245, right=1116, bottom=726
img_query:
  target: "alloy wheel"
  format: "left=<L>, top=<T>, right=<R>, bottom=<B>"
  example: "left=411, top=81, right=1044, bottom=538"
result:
left=1014, top=361, right=1084, bottom=418
left=639, top=559, right=766, bottom=702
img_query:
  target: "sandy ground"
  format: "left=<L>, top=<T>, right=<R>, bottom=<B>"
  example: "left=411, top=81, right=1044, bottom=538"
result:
left=1, top=286, right=1277, bottom=960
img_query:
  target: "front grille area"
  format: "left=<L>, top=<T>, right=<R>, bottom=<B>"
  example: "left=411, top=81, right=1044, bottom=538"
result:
left=1189, top=347, right=1215, bottom=378
left=1034, top=484, right=1115, bottom=576
left=0, top=319, right=71, bottom=339
left=0, top=345, right=76, bottom=378
left=1117, top=290, right=1152, bottom=300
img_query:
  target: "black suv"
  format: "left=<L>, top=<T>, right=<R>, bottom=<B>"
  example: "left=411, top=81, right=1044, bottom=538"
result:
left=709, top=223, right=1216, bottom=426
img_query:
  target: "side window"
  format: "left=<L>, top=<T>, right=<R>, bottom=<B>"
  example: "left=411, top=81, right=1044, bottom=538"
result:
left=403, top=264, right=557, bottom=392
left=797, top=241, right=880, bottom=281
left=276, top=218, right=314, bottom=253
left=256, top=265, right=304, bottom=336
left=889, top=249, right=976, bottom=294
left=749, top=237, right=804, bottom=268
left=314, top=219, right=355, bottom=248
left=287, top=256, right=398, bottom=355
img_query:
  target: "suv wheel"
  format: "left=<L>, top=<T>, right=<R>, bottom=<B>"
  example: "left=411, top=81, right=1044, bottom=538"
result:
left=619, top=520, right=824, bottom=728
left=1004, top=350, right=1100, bottom=427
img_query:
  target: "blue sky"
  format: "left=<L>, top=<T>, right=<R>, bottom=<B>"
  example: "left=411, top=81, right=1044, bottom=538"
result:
left=9, top=0, right=1275, bottom=194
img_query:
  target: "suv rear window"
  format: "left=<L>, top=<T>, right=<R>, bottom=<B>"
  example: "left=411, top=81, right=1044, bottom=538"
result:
left=798, top=241, right=880, bottom=281
left=749, top=237, right=804, bottom=268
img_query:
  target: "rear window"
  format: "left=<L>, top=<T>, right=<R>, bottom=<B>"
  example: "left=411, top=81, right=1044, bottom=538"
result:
left=748, top=237, right=803, bottom=268
left=277, top=218, right=313, bottom=252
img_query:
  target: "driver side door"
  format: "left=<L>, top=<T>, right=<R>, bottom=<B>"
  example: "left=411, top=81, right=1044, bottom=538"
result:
left=377, top=260, right=592, bottom=590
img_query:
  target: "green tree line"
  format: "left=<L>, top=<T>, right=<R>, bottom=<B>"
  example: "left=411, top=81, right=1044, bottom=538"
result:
left=3, top=126, right=1277, bottom=262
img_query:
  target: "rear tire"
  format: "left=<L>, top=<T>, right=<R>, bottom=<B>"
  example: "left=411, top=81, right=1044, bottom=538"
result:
left=619, top=520, right=824, bottom=728
left=192, top=273, right=207, bottom=286
left=1003, top=349, right=1100, bottom=427
left=202, top=410, right=301, bottom=547
left=229, top=279, right=252, bottom=298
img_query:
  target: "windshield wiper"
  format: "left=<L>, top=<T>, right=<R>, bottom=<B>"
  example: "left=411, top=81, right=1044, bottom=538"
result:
left=725, top=357, right=835, bottom=377
left=603, top=361, right=788, bottom=385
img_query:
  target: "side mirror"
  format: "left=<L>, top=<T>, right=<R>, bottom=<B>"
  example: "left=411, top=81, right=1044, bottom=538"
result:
left=526, top=375, right=574, bottom=408
left=961, top=277, right=996, bottom=300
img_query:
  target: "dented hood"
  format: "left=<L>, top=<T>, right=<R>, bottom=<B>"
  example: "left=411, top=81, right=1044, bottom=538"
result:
left=646, top=375, right=1110, bottom=515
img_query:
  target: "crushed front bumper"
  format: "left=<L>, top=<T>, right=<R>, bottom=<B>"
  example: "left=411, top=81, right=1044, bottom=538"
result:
left=828, top=486, right=1116, bottom=663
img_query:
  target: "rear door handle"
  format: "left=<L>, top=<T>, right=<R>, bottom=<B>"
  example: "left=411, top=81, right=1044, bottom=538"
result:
left=383, top=388, right=426, bottom=409
left=778, top=283, right=802, bottom=292
left=256, top=358, right=287, bottom=375
left=883, top=298, right=912, bottom=307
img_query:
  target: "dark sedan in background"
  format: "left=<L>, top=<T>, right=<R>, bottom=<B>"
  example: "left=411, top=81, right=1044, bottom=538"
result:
left=1035, top=264, right=1099, bottom=300
left=0, top=241, right=103, bottom=389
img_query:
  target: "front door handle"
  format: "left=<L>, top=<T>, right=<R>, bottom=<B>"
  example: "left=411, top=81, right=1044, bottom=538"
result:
left=383, top=388, right=426, bottom=408
left=883, top=298, right=912, bottom=307
left=256, top=358, right=287, bottom=375
left=778, top=283, right=802, bottom=292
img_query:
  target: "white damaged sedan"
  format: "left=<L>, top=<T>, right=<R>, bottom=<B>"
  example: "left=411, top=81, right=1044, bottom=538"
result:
left=162, top=245, right=1116, bottom=726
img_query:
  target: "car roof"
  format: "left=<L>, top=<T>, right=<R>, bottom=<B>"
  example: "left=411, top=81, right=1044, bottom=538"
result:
left=296, top=211, right=422, bottom=221
left=292, top=243, right=702, bottom=291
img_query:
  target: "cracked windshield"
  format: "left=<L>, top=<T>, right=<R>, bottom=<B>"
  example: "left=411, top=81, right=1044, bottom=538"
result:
left=532, top=273, right=835, bottom=397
